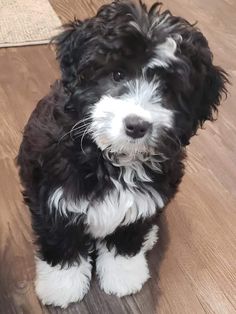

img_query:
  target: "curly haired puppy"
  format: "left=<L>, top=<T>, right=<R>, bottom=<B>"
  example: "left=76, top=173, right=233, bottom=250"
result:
left=17, top=0, right=227, bottom=308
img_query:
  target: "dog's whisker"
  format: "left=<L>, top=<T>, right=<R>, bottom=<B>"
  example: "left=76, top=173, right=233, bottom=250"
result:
left=80, top=125, right=90, bottom=154
left=58, top=117, right=92, bottom=143
left=162, top=129, right=182, bottom=154
left=71, top=123, right=91, bottom=133
left=71, top=117, right=92, bottom=130
left=71, top=127, right=91, bottom=141
left=71, top=123, right=91, bottom=137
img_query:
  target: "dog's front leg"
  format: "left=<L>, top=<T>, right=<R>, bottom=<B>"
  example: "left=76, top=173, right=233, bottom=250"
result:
left=96, top=219, right=158, bottom=297
left=33, top=212, right=93, bottom=308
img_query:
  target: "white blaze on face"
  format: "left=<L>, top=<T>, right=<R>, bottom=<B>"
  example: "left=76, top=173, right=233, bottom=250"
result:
left=90, top=78, right=173, bottom=153
left=147, top=37, right=178, bottom=69
left=128, top=14, right=180, bottom=69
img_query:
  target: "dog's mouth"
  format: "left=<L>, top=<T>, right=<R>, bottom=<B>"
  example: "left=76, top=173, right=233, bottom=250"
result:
left=102, top=143, right=168, bottom=168
left=90, top=126, right=150, bottom=159
left=104, top=150, right=148, bottom=164
left=99, top=136, right=149, bottom=162
left=90, top=126, right=168, bottom=166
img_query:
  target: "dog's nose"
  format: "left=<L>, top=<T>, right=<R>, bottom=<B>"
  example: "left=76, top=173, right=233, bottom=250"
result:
left=124, top=115, right=152, bottom=139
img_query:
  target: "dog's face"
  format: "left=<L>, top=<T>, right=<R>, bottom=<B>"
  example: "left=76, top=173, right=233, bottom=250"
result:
left=56, top=1, right=227, bottom=163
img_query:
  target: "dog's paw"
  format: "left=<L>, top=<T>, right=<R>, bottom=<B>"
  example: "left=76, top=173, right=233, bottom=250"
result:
left=96, top=244, right=150, bottom=297
left=35, top=257, right=92, bottom=308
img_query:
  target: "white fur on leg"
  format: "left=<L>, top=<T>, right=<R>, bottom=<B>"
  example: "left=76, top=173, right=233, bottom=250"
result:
left=96, top=244, right=150, bottom=297
left=35, top=257, right=92, bottom=308
left=142, top=225, right=159, bottom=252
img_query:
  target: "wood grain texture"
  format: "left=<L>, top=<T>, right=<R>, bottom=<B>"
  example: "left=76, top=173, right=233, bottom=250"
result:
left=0, top=0, right=236, bottom=313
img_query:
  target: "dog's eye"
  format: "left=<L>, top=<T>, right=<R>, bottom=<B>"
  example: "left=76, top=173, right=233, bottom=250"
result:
left=112, top=71, right=125, bottom=82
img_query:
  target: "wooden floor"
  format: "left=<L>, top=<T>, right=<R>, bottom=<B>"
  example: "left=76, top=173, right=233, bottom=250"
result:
left=0, top=0, right=236, bottom=313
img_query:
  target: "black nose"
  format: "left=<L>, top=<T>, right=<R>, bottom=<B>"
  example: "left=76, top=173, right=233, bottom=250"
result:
left=124, top=115, right=152, bottom=139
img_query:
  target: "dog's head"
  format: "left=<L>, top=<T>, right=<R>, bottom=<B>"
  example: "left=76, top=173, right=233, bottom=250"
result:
left=55, top=0, right=227, bottom=164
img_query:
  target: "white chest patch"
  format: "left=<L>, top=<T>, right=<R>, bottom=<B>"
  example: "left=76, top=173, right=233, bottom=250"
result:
left=48, top=167, right=164, bottom=239
left=86, top=180, right=163, bottom=238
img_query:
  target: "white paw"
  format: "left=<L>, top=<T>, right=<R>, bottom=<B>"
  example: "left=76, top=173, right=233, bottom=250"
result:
left=35, top=257, right=92, bottom=308
left=96, top=244, right=150, bottom=297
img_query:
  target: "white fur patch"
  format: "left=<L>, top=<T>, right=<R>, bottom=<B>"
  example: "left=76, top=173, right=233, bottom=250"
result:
left=86, top=179, right=163, bottom=238
left=148, top=13, right=172, bottom=36
left=48, top=182, right=163, bottom=239
left=142, top=225, right=159, bottom=252
left=48, top=187, right=89, bottom=216
left=147, top=37, right=178, bottom=69
left=96, top=242, right=150, bottom=297
left=35, top=257, right=92, bottom=308
left=120, top=162, right=153, bottom=187
left=86, top=184, right=133, bottom=238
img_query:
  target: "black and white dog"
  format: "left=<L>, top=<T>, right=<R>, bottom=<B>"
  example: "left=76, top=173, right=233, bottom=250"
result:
left=17, top=0, right=227, bottom=308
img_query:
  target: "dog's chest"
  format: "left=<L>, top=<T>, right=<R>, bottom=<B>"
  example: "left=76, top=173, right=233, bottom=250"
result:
left=86, top=181, right=164, bottom=238
left=86, top=163, right=164, bottom=238
left=49, top=165, right=164, bottom=238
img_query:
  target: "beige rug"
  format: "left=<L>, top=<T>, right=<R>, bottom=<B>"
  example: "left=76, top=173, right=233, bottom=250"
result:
left=0, top=0, right=62, bottom=48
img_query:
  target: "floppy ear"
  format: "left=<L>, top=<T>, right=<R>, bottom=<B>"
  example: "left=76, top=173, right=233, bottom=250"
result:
left=195, top=62, right=228, bottom=130
left=54, top=20, right=97, bottom=91
left=175, top=31, right=228, bottom=145
left=54, top=21, right=82, bottom=89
